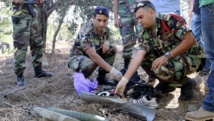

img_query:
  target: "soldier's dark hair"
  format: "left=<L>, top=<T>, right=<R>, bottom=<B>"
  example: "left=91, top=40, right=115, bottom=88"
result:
left=134, top=1, right=156, bottom=13
left=94, top=6, right=109, bottom=18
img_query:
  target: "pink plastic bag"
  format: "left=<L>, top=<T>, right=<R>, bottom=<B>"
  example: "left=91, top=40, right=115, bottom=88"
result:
left=73, top=73, right=98, bottom=96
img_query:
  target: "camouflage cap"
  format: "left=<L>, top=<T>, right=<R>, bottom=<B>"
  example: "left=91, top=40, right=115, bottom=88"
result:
left=94, top=6, right=109, bottom=18
left=134, top=1, right=156, bottom=13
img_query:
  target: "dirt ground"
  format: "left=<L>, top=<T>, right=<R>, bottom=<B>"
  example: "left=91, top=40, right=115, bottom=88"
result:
left=0, top=40, right=209, bottom=121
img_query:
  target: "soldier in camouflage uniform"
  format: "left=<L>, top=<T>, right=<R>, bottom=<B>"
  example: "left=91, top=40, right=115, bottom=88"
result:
left=68, top=6, right=123, bottom=86
left=12, top=0, right=52, bottom=86
left=115, top=1, right=205, bottom=101
left=113, top=0, right=147, bottom=83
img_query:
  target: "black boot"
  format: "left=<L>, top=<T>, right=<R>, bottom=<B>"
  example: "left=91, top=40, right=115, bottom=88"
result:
left=16, top=73, right=26, bottom=86
left=34, top=67, right=53, bottom=78
left=97, top=70, right=117, bottom=86
left=155, top=81, right=176, bottom=93
left=179, top=77, right=196, bottom=101
left=120, top=59, right=140, bottom=87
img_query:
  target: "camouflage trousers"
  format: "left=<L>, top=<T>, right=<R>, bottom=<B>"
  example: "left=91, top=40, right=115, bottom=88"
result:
left=141, top=53, right=201, bottom=84
left=68, top=46, right=117, bottom=78
left=12, top=8, right=44, bottom=75
left=120, top=16, right=143, bottom=59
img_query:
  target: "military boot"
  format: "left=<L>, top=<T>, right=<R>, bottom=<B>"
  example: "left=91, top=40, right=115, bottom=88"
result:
left=16, top=73, right=26, bottom=86
left=155, top=81, right=176, bottom=94
left=179, top=76, right=196, bottom=101
left=120, top=59, right=140, bottom=87
left=97, top=70, right=117, bottom=86
left=34, top=67, right=53, bottom=78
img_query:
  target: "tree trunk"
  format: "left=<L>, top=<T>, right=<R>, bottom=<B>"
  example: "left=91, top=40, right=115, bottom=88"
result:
left=51, top=10, right=66, bottom=56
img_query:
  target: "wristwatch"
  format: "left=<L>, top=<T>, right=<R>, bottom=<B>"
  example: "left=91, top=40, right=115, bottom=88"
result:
left=164, top=51, right=172, bottom=59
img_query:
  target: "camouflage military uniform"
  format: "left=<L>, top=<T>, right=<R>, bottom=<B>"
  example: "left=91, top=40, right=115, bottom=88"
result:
left=12, top=4, right=44, bottom=76
left=118, top=0, right=145, bottom=59
left=139, top=13, right=205, bottom=83
left=68, top=22, right=117, bottom=78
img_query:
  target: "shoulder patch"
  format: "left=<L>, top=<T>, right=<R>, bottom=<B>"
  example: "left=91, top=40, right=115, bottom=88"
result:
left=170, top=13, right=187, bottom=25
left=159, top=13, right=187, bottom=35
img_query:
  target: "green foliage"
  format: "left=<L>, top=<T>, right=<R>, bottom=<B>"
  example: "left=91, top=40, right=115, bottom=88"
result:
left=43, top=0, right=113, bottom=42
left=64, top=0, right=113, bottom=35
left=64, top=0, right=121, bottom=45
left=46, top=23, right=75, bottom=42
left=0, top=2, right=22, bottom=55
left=0, top=7, right=13, bottom=39
left=0, top=1, right=15, bottom=55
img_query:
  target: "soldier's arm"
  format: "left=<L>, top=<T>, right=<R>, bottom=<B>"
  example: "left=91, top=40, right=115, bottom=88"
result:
left=170, top=31, right=196, bottom=58
left=13, top=0, right=24, bottom=4
left=86, top=47, right=113, bottom=72
left=113, top=0, right=119, bottom=18
left=113, top=0, right=120, bottom=27
left=165, top=16, right=196, bottom=59
left=101, top=40, right=110, bottom=54
left=0, top=0, right=10, bottom=2
left=123, top=50, right=146, bottom=80
left=80, top=24, right=113, bottom=73
left=189, top=0, right=194, bottom=17
left=38, top=0, right=44, bottom=4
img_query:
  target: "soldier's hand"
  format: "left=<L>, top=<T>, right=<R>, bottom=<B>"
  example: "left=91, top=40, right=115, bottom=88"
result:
left=114, top=18, right=121, bottom=28
left=151, top=55, right=168, bottom=70
left=38, top=0, right=44, bottom=4
left=13, top=0, right=24, bottom=4
left=115, top=77, right=128, bottom=96
left=101, top=41, right=110, bottom=54
left=110, top=67, right=123, bottom=80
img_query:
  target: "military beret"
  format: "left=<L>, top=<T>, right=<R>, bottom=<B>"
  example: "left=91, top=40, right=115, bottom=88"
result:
left=134, top=1, right=156, bottom=12
left=94, top=6, right=109, bottom=18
